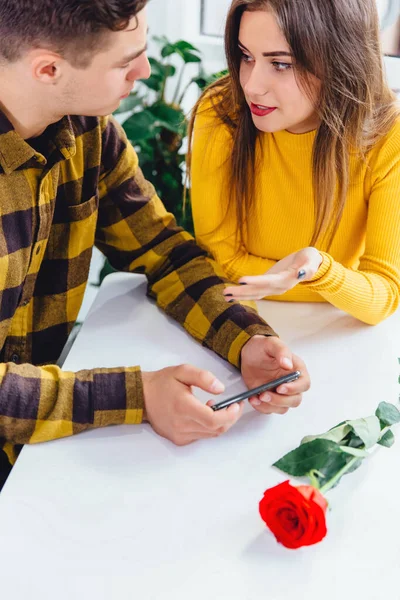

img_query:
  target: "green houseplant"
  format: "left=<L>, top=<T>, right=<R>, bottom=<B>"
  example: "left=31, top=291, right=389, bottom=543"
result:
left=114, top=35, right=223, bottom=231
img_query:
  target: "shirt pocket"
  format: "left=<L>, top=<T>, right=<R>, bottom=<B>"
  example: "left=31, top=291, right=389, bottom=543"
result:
left=67, top=194, right=99, bottom=223
left=47, top=195, right=99, bottom=260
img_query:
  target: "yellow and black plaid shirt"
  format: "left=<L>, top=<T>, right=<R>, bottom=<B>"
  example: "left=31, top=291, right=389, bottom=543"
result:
left=0, top=110, right=275, bottom=482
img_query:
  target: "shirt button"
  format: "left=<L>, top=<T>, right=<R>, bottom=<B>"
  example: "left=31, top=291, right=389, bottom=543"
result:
left=11, top=353, right=20, bottom=364
left=21, top=299, right=29, bottom=307
left=36, top=245, right=41, bottom=255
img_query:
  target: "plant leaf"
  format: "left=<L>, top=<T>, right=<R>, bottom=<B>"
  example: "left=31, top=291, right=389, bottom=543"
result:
left=114, top=93, right=144, bottom=115
left=148, top=103, right=186, bottom=135
left=147, top=57, right=165, bottom=76
left=376, top=402, right=400, bottom=427
left=344, top=431, right=365, bottom=448
left=159, top=41, right=202, bottom=64
left=346, top=458, right=363, bottom=474
left=346, top=416, right=381, bottom=449
left=339, top=446, right=369, bottom=458
left=141, top=75, right=163, bottom=92
left=301, top=423, right=351, bottom=445
left=322, top=458, right=364, bottom=490
left=161, top=43, right=177, bottom=58
left=123, top=110, right=158, bottom=142
left=301, top=412, right=388, bottom=453
left=174, top=40, right=200, bottom=53
left=273, top=439, right=348, bottom=479
left=164, top=65, right=177, bottom=78
left=378, top=429, right=395, bottom=448
left=191, top=76, right=207, bottom=89
left=140, top=59, right=176, bottom=93
left=180, top=51, right=202, bottom=64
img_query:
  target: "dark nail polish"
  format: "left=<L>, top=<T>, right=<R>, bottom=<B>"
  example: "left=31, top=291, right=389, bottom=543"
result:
left=224, top=293, right=233, bottom=297
left=240, top=282, right=247, bottom=286
left=229, top=299, right=235, bottom=303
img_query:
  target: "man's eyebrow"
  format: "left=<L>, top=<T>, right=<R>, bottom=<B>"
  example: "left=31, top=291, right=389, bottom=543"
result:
left=238, top=41, right=292, bottom=57
left=115, top=43, right=148, bottom=65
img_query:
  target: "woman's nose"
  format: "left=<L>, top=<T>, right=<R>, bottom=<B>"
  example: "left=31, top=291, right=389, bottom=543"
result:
left=243, top=64, right=269, bottom=98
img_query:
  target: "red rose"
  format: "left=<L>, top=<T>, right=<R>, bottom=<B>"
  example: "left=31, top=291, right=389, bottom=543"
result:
left=259, top=480, right=328, bottom=549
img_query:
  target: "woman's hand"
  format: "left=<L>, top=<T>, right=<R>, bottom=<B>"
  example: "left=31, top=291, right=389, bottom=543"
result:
left=223, top=247, right=323, bottom=301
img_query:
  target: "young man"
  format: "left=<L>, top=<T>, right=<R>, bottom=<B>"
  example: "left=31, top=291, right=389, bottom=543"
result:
left=0, top=0, right=310, bottom=489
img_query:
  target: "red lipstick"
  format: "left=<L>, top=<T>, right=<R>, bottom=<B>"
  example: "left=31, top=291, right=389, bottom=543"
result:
left=250, top=103, right=277, bottom=117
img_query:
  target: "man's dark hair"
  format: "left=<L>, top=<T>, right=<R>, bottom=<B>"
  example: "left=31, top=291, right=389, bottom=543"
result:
left=0, top=0, right=148, bottom=68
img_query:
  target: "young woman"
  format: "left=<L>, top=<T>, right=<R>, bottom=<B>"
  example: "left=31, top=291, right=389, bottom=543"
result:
left=188, top=0, right=400, bottom=325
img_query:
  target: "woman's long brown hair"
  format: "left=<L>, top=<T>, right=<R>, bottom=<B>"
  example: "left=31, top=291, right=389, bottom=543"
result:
left=187, top=0, right=400, bottom=250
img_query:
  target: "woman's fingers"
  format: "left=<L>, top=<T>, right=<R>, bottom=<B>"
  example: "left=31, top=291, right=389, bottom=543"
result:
left=223, top=271, right=298, bottom=300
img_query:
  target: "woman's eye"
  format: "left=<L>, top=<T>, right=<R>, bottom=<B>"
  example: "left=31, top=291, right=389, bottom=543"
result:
left=240, top=51, right=253, bottom=63
left=272, top=61, right=292, bottom=72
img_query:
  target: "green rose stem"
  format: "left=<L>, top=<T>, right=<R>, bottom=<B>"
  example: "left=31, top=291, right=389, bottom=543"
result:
left=317, top=456, right=360, bottom=495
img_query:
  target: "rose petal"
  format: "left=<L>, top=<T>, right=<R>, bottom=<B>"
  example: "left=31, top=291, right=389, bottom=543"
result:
left=297, top=485, right=328, bottom=512
left=259, top=481, right=328, bottom=549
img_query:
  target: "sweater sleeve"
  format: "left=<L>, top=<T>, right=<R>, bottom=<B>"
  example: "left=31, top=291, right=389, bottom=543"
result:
left=191, top=100, right=277, bottom=281
left=305, top=129, right=400, bottom=325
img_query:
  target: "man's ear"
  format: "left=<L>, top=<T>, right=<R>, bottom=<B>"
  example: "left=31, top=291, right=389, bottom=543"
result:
left=29, top=50, right=65, bottom=84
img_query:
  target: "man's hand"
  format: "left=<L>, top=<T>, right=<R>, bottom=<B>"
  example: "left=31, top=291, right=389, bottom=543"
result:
left=240, top=335, right=311, bottom=415
left=141, top=364, right=244, bottom=446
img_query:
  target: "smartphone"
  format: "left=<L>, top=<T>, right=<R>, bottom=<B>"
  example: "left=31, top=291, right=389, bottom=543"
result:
left=210, top=371, right=301, bottom=411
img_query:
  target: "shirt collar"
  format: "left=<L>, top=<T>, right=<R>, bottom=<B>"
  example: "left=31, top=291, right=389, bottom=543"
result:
left=0, top=110, right=77, bottom=174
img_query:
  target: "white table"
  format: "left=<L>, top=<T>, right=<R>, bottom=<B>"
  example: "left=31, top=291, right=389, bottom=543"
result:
left=1, top=272, right=400, bottom=600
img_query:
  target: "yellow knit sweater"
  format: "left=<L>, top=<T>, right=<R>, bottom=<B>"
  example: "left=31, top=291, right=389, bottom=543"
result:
left=191, top=102, right=400, bottom=325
